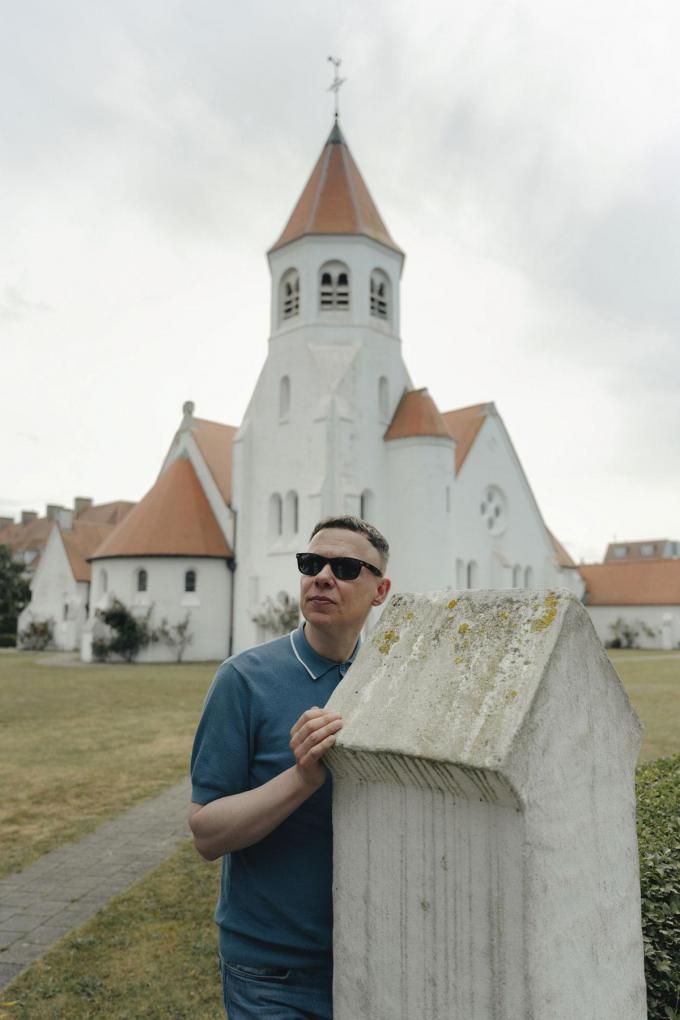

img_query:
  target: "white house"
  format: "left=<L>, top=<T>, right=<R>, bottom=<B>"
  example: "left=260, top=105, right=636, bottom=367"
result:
left=580, top=556, right=680, bottom=650
left=74, top=117, right=581, bottom=661
left=15, top=501, right=134, bottom=650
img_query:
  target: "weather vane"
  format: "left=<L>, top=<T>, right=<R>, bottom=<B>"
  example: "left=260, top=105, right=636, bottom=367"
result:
left=327, top=56, right=346, bottom=119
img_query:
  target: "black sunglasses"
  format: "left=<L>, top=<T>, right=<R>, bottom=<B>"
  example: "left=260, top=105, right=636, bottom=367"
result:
left=296, top=552, right=383, bottom=581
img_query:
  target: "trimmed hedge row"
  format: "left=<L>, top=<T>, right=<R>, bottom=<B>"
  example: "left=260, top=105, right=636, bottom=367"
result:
left=637, top=753, right=680, bottom=1020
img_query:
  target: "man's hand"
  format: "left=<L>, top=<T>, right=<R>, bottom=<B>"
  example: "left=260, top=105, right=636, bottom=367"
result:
left=290, top=707, right=343, bottom=790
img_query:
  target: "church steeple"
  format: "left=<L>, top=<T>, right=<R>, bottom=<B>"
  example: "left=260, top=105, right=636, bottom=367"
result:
left=269, top=122, right=402, bottom=255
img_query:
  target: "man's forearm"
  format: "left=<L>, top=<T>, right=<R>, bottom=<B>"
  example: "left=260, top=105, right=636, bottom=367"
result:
left=189, top=765, right=322, bottom=860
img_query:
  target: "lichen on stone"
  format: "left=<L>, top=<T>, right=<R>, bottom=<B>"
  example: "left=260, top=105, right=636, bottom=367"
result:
left=377, top=629, right=400, bottom=655
left=531, top=592, right=559, bottom=632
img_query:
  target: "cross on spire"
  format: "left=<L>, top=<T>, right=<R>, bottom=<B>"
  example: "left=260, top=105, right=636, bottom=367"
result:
left=327, top=56, right=347, bottom=119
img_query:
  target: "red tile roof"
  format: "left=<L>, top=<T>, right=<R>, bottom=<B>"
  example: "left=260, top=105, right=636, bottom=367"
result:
left=0, top=518, right=54, bottom=567
left=579, top=560, right=680, bottom=606
left=91, top=457, right=232, bottom=560
left=603, top=539, right=676, bottom=563
left=61, top=522, right=120, bottom=582
left=441, top=403, right=490, bottom=472
left=77, top=501, right=135, bottom=525
left=270, top=121, right=402, bottom=254
left=192, top=418, right=237, bottom=505
left=384, top=388, right=452, bottom=441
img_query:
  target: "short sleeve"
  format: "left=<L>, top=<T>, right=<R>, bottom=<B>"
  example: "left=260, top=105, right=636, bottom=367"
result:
left=190, top=661, right=251, bottom=805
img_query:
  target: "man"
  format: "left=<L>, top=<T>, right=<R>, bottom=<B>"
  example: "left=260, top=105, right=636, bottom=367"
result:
left=189, top=515, right=391, bottom=1019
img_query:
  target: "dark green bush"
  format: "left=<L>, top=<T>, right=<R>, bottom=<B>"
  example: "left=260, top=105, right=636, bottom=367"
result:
left=95, top=600, right=155, bottom=663
left=636, top=754, right=680, bottom=1019
left=19, top=618, right=54, bottom=650
left=0, top=633, right=16, bottom=647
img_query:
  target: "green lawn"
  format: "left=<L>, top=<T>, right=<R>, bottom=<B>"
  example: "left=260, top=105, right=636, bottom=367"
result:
left=0, top=647, right=678, bottom=1018
left=1, top=842, right=223, bottom=1020
left=0, top=651, right=216, bottom=878
left=608, top=650, right=680, bottom=761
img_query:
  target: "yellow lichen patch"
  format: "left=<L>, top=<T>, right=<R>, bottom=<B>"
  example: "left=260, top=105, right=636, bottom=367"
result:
left=377, top=629, right=400, bottom=655
left=458, top=622, right=469, bottom=635
left=499, top=611, right=509, bottom=620
left=447, top=598, right=458, bottom=609
left=405, top=611, right=414, bottom=621
left=454, top=656, right=463, bottom=664
left=509, top=689, right=518, bottom=699
left=531, top=593, right=559, bottom=633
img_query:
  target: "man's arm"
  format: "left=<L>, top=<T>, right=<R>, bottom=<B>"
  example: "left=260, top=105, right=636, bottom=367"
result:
left=188, top=707, right=342, bottom=860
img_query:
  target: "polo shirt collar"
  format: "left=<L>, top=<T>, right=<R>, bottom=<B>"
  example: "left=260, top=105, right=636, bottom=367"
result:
left=289, top=622, right=360, bottom=681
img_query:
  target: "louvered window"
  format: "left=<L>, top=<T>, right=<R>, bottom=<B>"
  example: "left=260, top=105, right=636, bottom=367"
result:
left=280, top=269, right=300, bottom=322
left=319, top=262, right=350, bottom=310
left=370, top=269, right=390, bottom=320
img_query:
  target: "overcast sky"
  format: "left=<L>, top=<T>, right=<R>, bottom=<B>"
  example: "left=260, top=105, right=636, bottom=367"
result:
left=1, top=0, right=678, bottom=563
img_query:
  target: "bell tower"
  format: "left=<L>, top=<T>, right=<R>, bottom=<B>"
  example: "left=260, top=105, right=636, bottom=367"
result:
left=231, top=118, right=412, bottom=650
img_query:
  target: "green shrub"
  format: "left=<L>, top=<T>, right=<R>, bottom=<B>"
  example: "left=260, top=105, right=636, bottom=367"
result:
left=19, top=618, right=54, bottom=650
left=0, top=633, right=16, bottom=647
left=636, top=754, right=680, bottom=1019
left=95, top=600, right=156, bottom=663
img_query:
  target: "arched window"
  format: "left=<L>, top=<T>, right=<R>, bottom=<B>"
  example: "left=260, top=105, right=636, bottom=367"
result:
left=319, top=261, right=350, bottom=310
left=137, top=568, right=148, bottom=593
left=360, top=489, right=375, bottom=521
left=185, top=569, right=196, bottom=593
left=370, top=269, right=390, bottom=320
left=269, top=493, right=283, bottom=539
left=279, top=376, right=291, bottom=420
left=279, top=269, right=300, bottom=321
left=100, top=568, right=108, bottom=594
left=378, top=376, right=389, bottom=419
left=466, top=561, right=478, bottom=589
left=284, top=490, right=299, bottom=536
left=445, top=486, right=451, bottom=514
left=524, top=566, right=534, bottom=587
left=512, top=565, right=522, bottom=587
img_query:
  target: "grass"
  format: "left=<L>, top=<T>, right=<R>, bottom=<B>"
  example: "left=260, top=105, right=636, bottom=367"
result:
left=0, top=651, right=216, bottom=878
left=0, top=647, right=678, bottom=1018
left=607, top=649, right=680, bottom=761
left=1, top=841, right=223, bottom=1020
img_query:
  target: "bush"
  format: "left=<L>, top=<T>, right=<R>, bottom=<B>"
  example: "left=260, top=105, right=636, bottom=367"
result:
left=251, top=592, right=300, bottom=637
left=157, top=613, right=194, bottom=662
left=0, top=633, right=16, bottom=648
left=636, top=754, right=680, bottom=1019
left=19, top=618, right=54, bottom=650
left=94, top=600, right=156, bottom=663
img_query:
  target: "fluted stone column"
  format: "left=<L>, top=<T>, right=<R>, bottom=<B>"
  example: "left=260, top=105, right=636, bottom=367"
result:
left=326, top=590, right=647, bottom=1020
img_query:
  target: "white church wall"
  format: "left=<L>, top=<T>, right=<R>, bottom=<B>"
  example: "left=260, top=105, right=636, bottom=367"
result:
left=586, top=603, right=680, bottom=651
left=84, top=557, right=231, bottom=662
left=232, top=233, right=412, bottom=652
left=451, top=413, right=562, bottom=591
left=268, top=234, right=404, bottom=341
left=386, top=436, right=456, bottom=593
left=18, top=527, right=87, bottom=650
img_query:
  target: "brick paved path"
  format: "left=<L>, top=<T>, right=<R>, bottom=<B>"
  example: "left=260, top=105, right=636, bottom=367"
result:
left=0, top=778, right=191, bottom=989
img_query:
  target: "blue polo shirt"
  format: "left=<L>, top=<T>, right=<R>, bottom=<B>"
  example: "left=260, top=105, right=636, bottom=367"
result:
left=190, top=623, right=358, bottom=969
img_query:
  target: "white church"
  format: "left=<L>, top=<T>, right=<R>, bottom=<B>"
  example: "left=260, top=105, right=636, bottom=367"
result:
left=21, top=118, right=584, bottom=661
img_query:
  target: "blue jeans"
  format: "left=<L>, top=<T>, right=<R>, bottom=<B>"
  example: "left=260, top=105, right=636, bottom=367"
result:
left=220, top=958, right=333, bottom=1019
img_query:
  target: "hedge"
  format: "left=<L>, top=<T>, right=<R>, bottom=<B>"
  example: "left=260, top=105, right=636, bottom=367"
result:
left=637, top=753, right=680, bottom=1019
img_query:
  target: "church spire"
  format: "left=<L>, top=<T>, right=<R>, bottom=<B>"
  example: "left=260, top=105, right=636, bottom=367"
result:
left=269, top=122, right=402, bottom=255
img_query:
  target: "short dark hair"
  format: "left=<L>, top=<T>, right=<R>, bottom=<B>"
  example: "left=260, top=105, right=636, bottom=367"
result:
left=309, top=515, right=390, bottom=566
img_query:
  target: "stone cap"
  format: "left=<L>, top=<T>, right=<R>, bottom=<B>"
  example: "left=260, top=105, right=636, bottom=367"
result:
left=328, top=588, right=640, bottom=773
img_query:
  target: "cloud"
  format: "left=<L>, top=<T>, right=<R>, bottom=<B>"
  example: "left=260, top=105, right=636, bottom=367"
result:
left=0, top=286, right=51, bottom=323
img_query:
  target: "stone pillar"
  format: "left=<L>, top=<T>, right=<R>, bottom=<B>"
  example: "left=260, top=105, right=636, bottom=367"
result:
left=326, top=590, right=647, bottom=1020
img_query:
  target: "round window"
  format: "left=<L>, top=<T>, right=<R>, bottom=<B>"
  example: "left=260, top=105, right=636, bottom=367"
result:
left=479, top=485, right=507, bottom=536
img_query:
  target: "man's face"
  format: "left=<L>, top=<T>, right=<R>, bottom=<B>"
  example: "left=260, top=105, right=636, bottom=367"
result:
left=299, top=528, right=391, bottom=635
